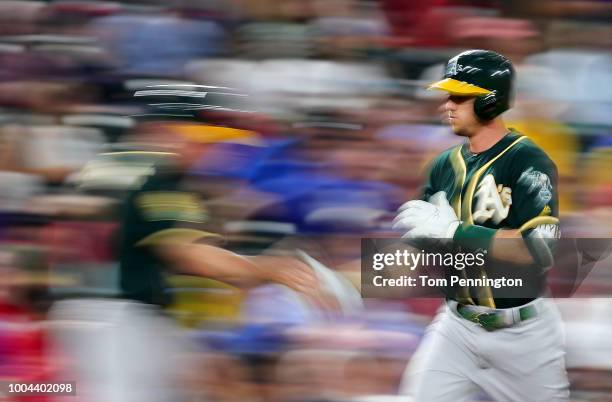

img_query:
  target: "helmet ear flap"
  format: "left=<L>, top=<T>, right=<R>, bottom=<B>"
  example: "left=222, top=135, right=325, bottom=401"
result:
left=474, top=91, right=503, bottom=120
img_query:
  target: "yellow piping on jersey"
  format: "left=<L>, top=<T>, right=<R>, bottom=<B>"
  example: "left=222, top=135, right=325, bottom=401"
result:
left=460, top=135, right=527, bottom=309
left=449, top=145, right=467, bottom=217
left=519, top=216, right=559, bottom=233
left=449, top=146, right=473, bottom=304
left=539, top=205, right=552, bottom=216
left=462, top=136, right=527, bottom=224
left=136, top=228, right=221, bottom=247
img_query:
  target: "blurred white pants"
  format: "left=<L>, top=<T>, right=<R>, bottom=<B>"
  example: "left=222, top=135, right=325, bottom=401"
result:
left=399, top=299, right=569, bottom=402
left=48, top=299, right=192, bottom=402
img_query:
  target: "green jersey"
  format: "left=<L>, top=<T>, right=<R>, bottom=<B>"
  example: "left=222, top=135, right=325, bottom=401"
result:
left=119, top=158, right=212, bottom=305
left=422, top=130, right=559, bottom=308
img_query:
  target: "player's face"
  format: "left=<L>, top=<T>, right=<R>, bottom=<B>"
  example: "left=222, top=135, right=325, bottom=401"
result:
left=444, top=95, right=480, bottom=137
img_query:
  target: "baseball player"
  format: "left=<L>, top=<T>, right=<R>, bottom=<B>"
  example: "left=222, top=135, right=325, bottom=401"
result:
left=393, top=50, right=569, bottom=401
left=49, top=123, right=322, bottom=402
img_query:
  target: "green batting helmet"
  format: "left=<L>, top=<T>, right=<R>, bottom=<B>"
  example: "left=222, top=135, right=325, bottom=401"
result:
left=429, top=49, right=515, bottom=120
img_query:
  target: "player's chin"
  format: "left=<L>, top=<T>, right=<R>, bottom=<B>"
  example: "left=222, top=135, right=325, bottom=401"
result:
left=450, top=125, right=469, bottom=137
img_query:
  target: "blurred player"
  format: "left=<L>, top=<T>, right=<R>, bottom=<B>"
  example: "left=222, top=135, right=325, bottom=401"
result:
left=393, top=50, right=569, bottom=401
left=49, top=121, right=321, bottom=402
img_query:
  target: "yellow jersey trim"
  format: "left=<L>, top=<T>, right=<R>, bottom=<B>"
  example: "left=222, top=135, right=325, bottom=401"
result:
left=462, top=136, right=528, bottom=224
left=136, top=228, right=221, bottom=247
left=519, top=216, right=560, bottom=233
left=449, top=145, right=467, bottom=217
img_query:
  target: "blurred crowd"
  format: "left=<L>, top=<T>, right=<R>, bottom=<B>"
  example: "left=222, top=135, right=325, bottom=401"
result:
left=0, top=0, right=611, bottom=401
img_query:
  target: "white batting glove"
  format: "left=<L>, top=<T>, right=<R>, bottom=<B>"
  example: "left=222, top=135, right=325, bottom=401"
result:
left=392, top=191, right=461, bottom=239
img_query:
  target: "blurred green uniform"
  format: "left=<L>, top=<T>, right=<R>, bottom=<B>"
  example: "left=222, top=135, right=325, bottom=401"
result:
left=119, top=158, right=211, bottom=305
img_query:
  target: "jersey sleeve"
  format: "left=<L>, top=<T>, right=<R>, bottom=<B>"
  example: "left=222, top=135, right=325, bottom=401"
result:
left=507, top=145, right=560, bottom=231
left=507, top=145, right=560, bottom=270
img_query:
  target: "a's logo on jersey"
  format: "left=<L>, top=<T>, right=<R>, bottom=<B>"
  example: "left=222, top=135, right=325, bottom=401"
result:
left=473, top=174, right=512, bottom=224
left=518, top=167, right=553, bottom=209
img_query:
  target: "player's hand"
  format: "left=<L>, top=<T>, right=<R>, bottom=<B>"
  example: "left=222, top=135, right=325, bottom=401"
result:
left=250, top=255, right=320, bottom=293
left=392, top=191, right=461, bottom=239
left=250, top=255, right=341, bottom=311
